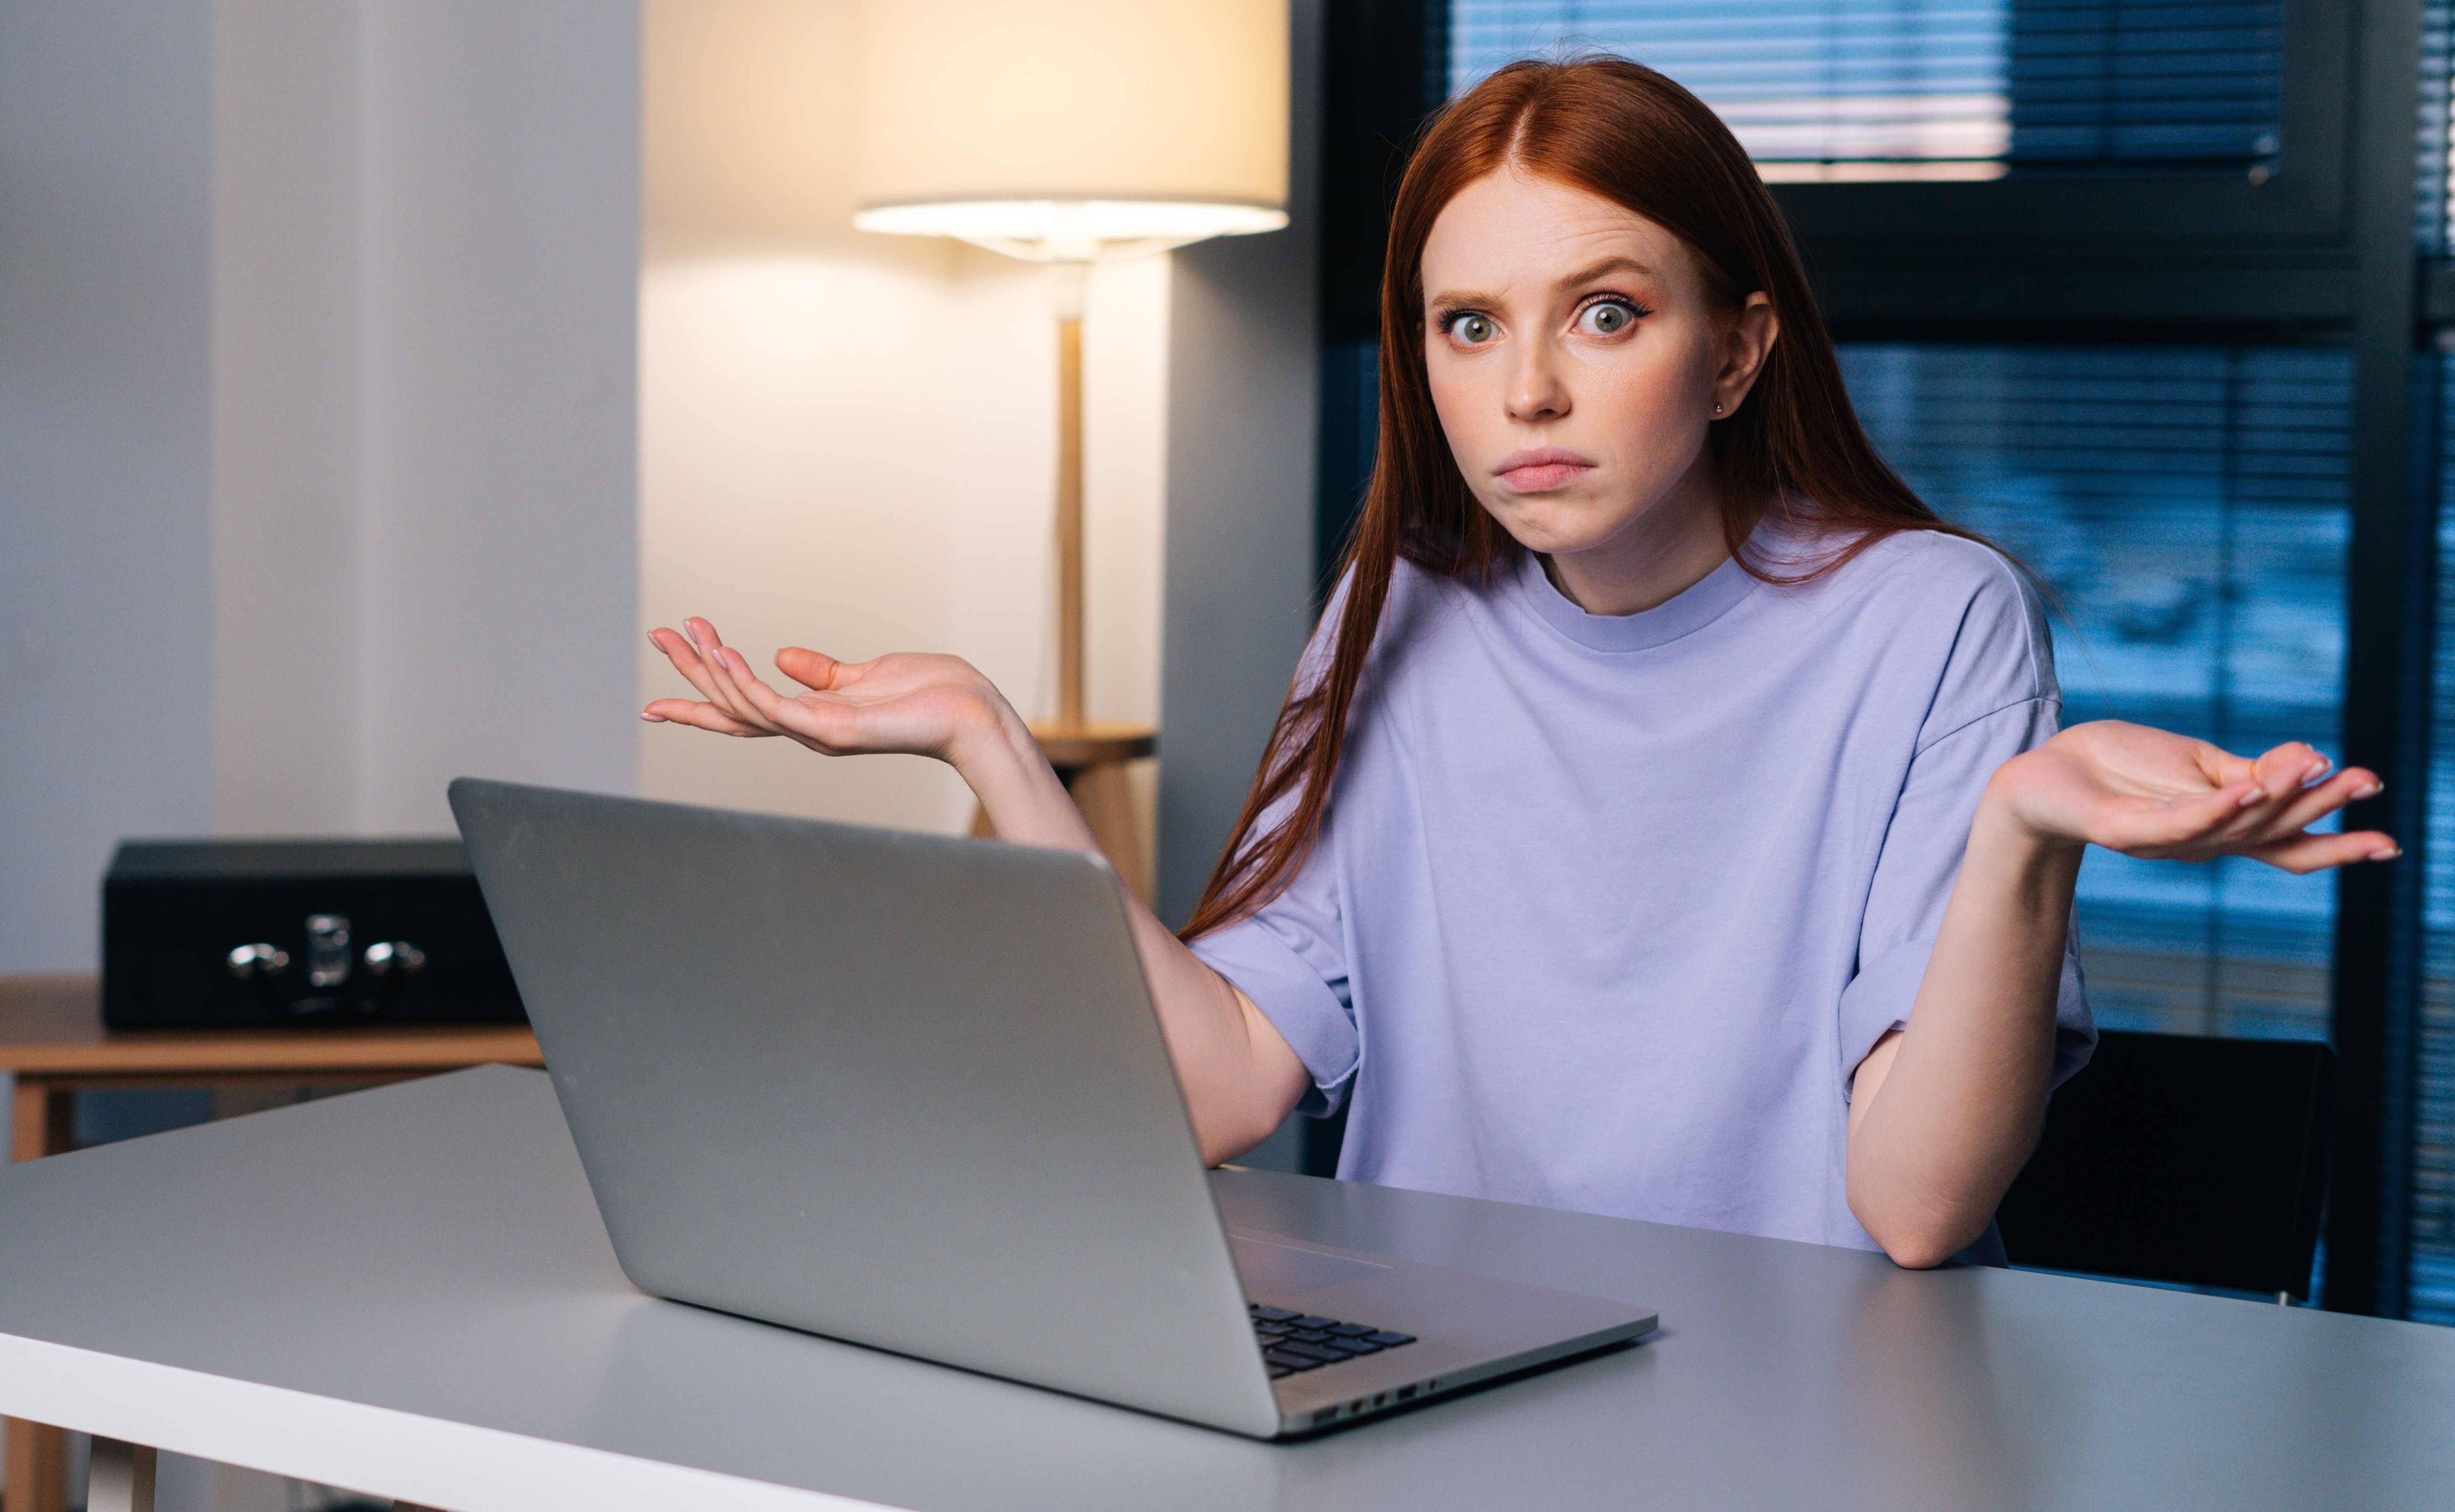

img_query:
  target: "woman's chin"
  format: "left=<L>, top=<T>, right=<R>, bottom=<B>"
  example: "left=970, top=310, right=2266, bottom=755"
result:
left=1483, top=501, right=1623, bottom=559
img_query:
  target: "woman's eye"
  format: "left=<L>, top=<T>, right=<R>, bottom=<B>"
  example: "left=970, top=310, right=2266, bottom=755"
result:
left=1580, top=301, right=1638, bottom=336
left=1450, top=313, right=1496, bottom=345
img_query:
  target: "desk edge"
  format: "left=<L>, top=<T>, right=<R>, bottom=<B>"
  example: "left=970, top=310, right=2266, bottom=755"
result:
left=0, top=1331, right=894, bottom=1512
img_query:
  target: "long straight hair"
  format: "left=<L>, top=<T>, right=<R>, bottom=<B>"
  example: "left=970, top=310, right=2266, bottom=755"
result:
left=1181, top=57, right=1974, bottom=941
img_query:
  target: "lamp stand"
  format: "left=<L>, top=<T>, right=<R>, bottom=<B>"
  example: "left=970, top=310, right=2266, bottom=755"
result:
left=1056, top=305, right=1086, bottom=727
left=969, top=264, right=1157, bottom=903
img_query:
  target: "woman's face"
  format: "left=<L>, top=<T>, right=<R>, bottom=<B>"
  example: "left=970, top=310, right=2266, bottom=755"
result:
left=1418, top=168, right=1776, bottom=566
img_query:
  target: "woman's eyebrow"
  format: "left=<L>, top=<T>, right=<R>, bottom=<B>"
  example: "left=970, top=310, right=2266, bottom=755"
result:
left=1555, top=255, right=1655, bottom=288
left=1425, top=256, right=1658, bottom=311
left=1424, top=283, right=1502, bottom=309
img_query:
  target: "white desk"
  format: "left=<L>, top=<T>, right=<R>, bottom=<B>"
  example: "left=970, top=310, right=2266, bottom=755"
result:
left=2, top=1066, right=2452, bottom=1511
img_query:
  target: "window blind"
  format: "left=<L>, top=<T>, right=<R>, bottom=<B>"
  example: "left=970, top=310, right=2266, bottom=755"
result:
left=2413, top=360, right=2455, bottom=1325
left=2419, top=0, right=2454, bottom=251
left=1840, top=344, right=2350, bottom=1045
left=1450, top=1, right=2286, bottom=178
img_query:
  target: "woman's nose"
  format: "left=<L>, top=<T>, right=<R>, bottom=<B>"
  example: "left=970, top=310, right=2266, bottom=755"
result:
left=1506, top=345, right=1570, bottom=422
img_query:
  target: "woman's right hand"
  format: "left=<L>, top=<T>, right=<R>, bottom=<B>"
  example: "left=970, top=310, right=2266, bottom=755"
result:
left=645, top=617, right=1009, bottom=764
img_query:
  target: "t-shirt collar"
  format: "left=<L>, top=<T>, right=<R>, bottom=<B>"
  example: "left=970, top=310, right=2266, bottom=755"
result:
left=1507, top=539, right=1760, bottom=652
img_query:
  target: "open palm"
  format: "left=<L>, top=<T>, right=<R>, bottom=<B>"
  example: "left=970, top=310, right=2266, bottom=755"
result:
left=1994, top=720, right=2395, bottom=874
left=644, top=618, right=1001, bottom=761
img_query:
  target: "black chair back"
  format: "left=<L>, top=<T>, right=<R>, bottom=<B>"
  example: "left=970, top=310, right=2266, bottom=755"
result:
left=1995, top=1028, right=2334, bottom=1299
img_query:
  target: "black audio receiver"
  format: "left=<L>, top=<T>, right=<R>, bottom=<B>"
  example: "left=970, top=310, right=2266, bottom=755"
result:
left=101, top=839, right=527, bottom=1030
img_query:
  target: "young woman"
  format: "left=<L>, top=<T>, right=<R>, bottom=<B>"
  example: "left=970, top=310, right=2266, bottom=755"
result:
left=641, top=59, right=2394, bottom=1268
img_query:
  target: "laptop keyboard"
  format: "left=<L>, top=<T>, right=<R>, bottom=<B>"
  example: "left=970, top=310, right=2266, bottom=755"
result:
left=1249, top=1303, right=1417, bottom=1379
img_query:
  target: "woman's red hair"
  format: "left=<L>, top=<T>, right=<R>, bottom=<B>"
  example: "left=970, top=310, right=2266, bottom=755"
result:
left=1181, top=56, right=1974, bottom=941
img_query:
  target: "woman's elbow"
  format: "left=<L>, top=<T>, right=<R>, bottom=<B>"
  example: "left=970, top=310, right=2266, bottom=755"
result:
left=1189, top=1090, right=1301, bottom=1169
left=1194, top=1122, right=1259, bottom=1169
left=1871, top=1228, right=1963, bottom=1270
left=1849, top=1180, right=1988, bottom=1269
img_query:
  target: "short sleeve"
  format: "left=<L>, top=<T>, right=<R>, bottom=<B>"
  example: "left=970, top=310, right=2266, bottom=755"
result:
left=1837, top=559, right=2096, bottom=1098
left=1185, top=575, right=1364, bottom=1117
left=1187, top=823, right=1358, bottom=1117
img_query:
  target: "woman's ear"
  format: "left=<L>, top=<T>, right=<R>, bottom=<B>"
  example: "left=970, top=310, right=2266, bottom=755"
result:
left=1713, top=291, right=1779, bottom=416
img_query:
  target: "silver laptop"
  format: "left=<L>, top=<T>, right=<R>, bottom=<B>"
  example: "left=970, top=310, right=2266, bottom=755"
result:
left=448, top=778, right=1655, bottom=1439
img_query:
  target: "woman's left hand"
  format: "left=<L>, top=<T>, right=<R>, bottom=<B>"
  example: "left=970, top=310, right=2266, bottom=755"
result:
left=1989, top=720, right=2398, bottom=873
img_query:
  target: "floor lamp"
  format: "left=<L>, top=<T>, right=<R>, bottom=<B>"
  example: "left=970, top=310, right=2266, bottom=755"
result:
left=853, top=0, right=1290, bottom=902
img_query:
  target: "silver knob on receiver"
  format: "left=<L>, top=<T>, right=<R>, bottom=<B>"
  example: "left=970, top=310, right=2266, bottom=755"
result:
left=226, top=943, right=290, bottom=978
left=363, top=941, right=426, bottom=976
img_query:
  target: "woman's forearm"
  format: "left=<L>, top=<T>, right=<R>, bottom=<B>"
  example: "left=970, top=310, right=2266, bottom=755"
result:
left=949, top=706, right=1312, bottom=1164
left=1845, top=775, right=2081, bottom=1267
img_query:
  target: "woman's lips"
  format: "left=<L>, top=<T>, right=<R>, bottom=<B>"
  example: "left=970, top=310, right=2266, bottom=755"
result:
left=1494, top=447, right=1597, bottom=493
left=1498, top=461, right=1593, bottom=492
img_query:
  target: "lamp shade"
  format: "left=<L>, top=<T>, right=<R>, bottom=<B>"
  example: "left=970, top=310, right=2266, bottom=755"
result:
left=854, top=0, right=1289, bottom=260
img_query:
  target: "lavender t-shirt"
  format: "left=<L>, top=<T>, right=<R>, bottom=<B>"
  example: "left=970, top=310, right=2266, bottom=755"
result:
left=1190, top=526, right=2094, bottom=1253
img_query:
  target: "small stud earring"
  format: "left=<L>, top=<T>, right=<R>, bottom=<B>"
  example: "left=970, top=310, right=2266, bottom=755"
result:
left=1713, top=402, right=1724, bottom=415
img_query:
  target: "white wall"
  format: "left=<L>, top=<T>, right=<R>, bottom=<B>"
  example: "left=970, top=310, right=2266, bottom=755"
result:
left=352, top=0, right=642, bottom=831
left=3, top=0, right=641, bottom=970
left=639, top=0, right=1166, bottom=850
left=1, top=0, right=218, bottom=974
left=211, top=0, right=363, bottom=835
left=219, top=0, right=642, bottom=839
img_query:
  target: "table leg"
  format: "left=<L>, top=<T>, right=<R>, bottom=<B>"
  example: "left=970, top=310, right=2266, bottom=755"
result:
left=85, top=1439, right=154, bottom=1512
left=7, top=1079, right=74, bottom=1512
left=9, top=1079, right=72, bottom=1163
left=965, top=759, right=1154, bottom=904
left=1064, top=761, right=1152, bottom=904
left=2, top=1418, right=67, bottom=1512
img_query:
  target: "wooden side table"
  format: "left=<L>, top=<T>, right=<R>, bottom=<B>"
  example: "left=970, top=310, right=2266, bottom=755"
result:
left=0, top=974, right=543, bottom=1512
left=972, top=722, right=1159, bottom=903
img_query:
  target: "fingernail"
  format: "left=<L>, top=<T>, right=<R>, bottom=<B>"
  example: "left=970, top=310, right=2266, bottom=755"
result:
left=2303, top=757, right=2331, bottom=784
left=2374, top=844, right=2402, bottom=861
left=640, top=711, right=666, bottom=722
left=2357, top=781, right=2384, bottom=799
left=2238, top=785, right=2266, bottom=808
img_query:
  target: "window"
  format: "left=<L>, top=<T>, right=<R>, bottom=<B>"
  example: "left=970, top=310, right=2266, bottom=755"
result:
left=1450, top=1, right=2289, bottom=180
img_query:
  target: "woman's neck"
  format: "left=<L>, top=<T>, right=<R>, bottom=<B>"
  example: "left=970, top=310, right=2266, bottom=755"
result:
left=1539, top=473, right=1732, bottom=617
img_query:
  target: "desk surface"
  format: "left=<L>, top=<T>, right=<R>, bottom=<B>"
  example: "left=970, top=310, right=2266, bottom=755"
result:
left=0, top=974, right=540, bottom=1078
left=1, top=1066, right=2450, bottom=1512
